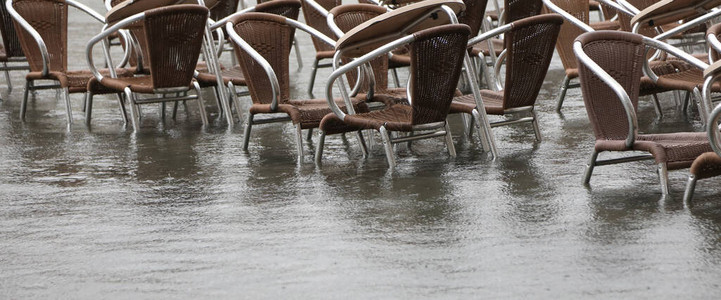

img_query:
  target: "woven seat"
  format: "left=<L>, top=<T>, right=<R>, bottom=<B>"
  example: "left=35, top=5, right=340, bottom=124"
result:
left=86, top=4, right=211, bottom=130
left=317, top=24, right=471, bottom=167
left=576, top=30, right=711, bottom=195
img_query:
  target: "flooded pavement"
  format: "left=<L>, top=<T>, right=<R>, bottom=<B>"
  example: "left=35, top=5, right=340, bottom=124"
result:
left=2, top=2, right=721, bottom=298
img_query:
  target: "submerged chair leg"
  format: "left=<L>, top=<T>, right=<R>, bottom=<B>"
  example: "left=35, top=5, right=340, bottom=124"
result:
left=85, top=91, right=94, bottom=125
left=3, top=62, right=11, bottom=91
left=295, top=124, right=304, bottom=161
left=444, top=122, right=456, bottom=157
left=193, top=82, right=209, bottom=126
left=531, top=110, right=542, bottom=142
left=125, top=88, right=141, bottom=131
left=306, top=128, right=313, bottom=141
left=555, top=75, right=571, bottom=112
left=658, top=162, right=670, bottom=195
left=116, top=92, right=128, bottom=125
left=356, top=130, right=369, bottom=158
left=315, top=130, right=326, bottom=164
left=243, top=114, right=253, bottom=151
left=20, top=81, right=30, bottom=120
left=583, top=150, right=599, bottom=185
left=62, top=87, right=72, bottom=125
left=683, top=175, right=697, bottom=204
left=379, top=126, right=396, bottom=168
left=228, top=82, right=243, bottom=123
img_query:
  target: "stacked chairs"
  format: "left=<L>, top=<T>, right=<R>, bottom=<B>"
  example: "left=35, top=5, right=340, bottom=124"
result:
left=574, top=30, right=712, bottom=195
left=226, top=10, right=368, bottom=160
left=86, top=4, right=211, bottom=130
left=6, top=0, right=133, bottom=124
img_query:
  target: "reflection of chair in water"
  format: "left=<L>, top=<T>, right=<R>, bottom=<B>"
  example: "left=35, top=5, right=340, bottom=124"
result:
left=575, top=30, right=711, bottom=195
left=7, top=0, right=132, bottom=124
left=451, top=14, right=563, bottom=144
left=318, top=24, right=471, bottom=167
left=86, top=5, right=210, bottom=130
left=227, top=12, right=367, bottom=160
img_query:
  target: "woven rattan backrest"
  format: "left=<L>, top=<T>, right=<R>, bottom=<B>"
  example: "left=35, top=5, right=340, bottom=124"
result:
left=256, top=0, right=301, bottom=18
left=231, top=12, right=294, bottom=104
left=409, top=24, right=470, bottom=125
left=576, top=31, right=643, bottom=141
left=546, top=0, right=588, bottom=71
left=503, top=14, right=562, bottom=109
left=0, top=0, right=24, bottom=57
left=331, top=4, right=387, bottom=92
left=458, top=0, right=488, bottom=36
left=143, top=5, right=207, bottom=89
left=210, top=0, right=239, bottom=20
left=709, top=23, right=721, bottom=61
left=505, top=0, right=543, bottom=23
left=301, top=0, right=341, bottom=53
left=12, top=0, right=67, bottom=73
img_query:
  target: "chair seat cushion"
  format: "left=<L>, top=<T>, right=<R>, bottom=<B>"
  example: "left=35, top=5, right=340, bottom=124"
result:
left=336, top=104, right=413, bottom=131
left=249, top=98, right=368, bottom=129
left=470, top=38, right=504, bottom=57
left=590, top=20, right=620, bottom=31
left=356, top=88, right=408, bottom=106
left=595, top=132, right=712, bottom=169
left=27, top=68, right=134, bottom=93
left=450, top=90, right=505, bottom=115
left=99, top=75, right=193, bottom=94
left=196, top=65, right=246, bottom=87
left=690, top=152, right=721, bottom=180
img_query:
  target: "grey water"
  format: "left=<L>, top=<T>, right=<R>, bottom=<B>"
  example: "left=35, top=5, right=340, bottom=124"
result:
left=1, top=1, right=721, bottom=298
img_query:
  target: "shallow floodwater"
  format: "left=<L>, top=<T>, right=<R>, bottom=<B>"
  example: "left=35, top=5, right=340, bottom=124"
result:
left=2, top=2, right=721, bottom=298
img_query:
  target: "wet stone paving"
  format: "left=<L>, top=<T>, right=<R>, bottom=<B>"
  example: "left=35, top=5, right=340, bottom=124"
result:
left=1, top=1, right=721, bottom=298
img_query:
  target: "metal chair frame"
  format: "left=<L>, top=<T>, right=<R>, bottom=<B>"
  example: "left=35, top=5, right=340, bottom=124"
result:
left=0, top=0, right=30, bottom=96
left=574, top=33, right=708, bottom=194
left=319, top=4, right=497, bottom=167
left=86, top=5, right=211, bottom=131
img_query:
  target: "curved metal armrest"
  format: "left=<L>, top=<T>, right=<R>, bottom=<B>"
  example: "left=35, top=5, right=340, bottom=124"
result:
left=326, top=35, right=415, bottom=121
left=67, top=0, right=106, bottom=23
left=541, top=0, right=595, bottom=32
left=642, top=36, right=709, bottom=82
left=86, top=12, right=146, bottom=83
left=226, top=21, right=281, bottom=111
left=573, top=40, right=638, bottom=148
left=210, top=6, right=255, bottom=30
left=708, top=103, right=721, bottom=155
left=327, top=12, right=344, bottom=39
left=467, top=23, right=511, bottom=47
left=652, top=9, right=721, bottom=41
left=709, top=33, right=721, bottom=64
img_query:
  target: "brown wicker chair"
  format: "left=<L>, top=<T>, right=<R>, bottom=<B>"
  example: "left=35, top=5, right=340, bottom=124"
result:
left=318, top=24, right=471, bottom=167
left=86, top=4, right=210, bottom=130
left=6, top=0, right=135, bottom=125
left=575, top=30, right=712, bottom=195
left=0, top=0, right=29, bottom=95
left=227, top=12, right=367, bottom=160
left=451, top=14, right=563, bottom=143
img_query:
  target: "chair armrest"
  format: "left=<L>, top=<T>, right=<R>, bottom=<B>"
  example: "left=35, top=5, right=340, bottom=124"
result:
left=541, top=0, right=595, bottom=32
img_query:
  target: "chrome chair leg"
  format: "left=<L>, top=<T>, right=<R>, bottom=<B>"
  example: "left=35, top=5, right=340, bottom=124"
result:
left=125, top=88, right=140, bottom=131
left=295, top=123, right=304, bottom=162
left=85, top=91, right=94, bottom=125
left=116, top=92, right=128, bottom=125
left=307, top=58, right=319, bottom=97
left=243, top=114, right=253, bottom=151
left=683, top=175, right=697, bottom=204
left=658, top=163, right=670, bottom=195
left=583, top=150, right=599, bottom=185
left=380, top=126, right=396, bottom=168
left=531, top=110, right=542, bottom=142
left=193, top=82, right=208, bottom=126
left=555, top=75, right=570, bottom=112
left=356, top=130, right=368, bottom=158
left=20, top=81, right=30, bottom=120
left=651, top=93, right=663, bottom=118
left=315, top=130, right=326, bottom=164
left=62, top=87, right=72, bottom=125
left=444, top=122, right=456, bottom=157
